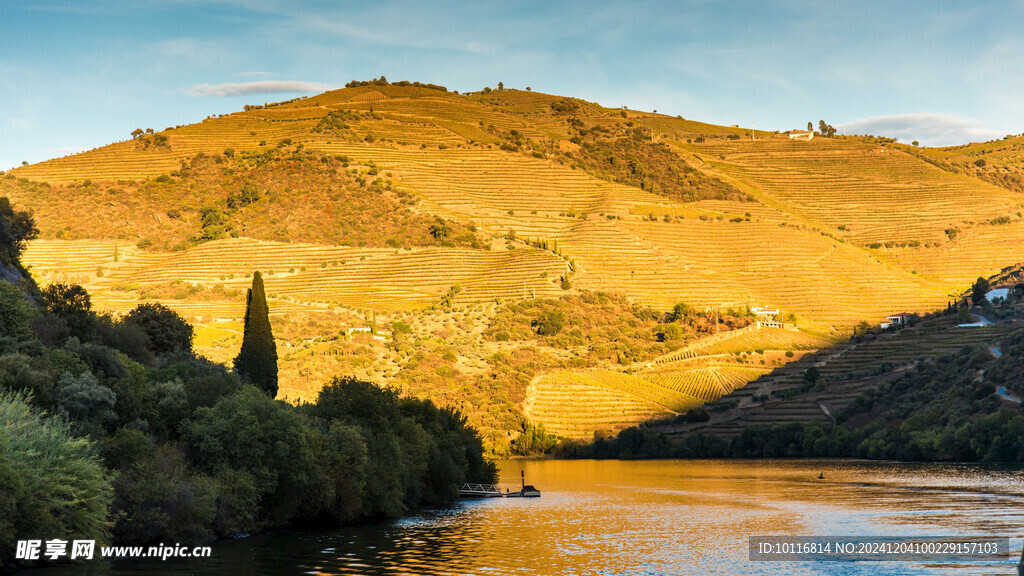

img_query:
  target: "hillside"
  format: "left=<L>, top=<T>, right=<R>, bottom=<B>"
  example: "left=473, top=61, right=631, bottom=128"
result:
left=555, top=289, right=1024, bottom=460
left=5, top=81, right=1024, bottom=449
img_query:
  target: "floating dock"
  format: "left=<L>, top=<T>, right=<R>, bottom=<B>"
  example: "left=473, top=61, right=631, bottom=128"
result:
left=459, top=472, right=541, bottom=498
left=458, top=483, right=504, bottom=498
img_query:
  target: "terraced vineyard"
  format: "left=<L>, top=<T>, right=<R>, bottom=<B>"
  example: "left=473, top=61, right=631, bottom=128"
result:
left=699, top=141, right=1018, bottom=244
left=642, top=364, right=769, bottom=403
left=525, top=371, right=680, bottom=439
left=8, top=83, right=1024, bottom=448
left=523, top=325, right=835, bottom=437
left=652, top=326, right=830, bottom=363
left=690, top=138, right=1024, bottom=294
left=24, top=238, right=570, bottom=316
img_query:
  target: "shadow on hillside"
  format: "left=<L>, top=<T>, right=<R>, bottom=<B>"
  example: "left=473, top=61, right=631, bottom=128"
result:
left=646, top=309, right=1023, bottom=439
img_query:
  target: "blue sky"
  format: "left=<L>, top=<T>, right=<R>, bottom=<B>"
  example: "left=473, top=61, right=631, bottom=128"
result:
left=1, top=0, right=1022, bottom=170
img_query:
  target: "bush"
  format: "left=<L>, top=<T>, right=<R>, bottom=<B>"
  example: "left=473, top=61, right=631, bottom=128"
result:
left=111, top=445, right=216, bottom=545
left=0, top=353, right=55, bottom=407
left=532, top=310, right=566, bottom=336
left=54, top=371, right=117, bottom=437
left=0, top=391, right=112, bottom=557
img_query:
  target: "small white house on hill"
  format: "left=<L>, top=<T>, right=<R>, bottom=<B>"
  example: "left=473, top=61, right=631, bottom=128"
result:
left=751, top=306, right=784, bottom=328
left=986, top=288, right=1010, bottom=303
left=880, top=312, right=913, bottom=329
left=788, top=130, right=814, bottom=141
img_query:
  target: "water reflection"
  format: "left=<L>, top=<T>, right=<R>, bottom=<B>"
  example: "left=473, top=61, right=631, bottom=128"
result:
left=34, top=459, right=1024, bottom=575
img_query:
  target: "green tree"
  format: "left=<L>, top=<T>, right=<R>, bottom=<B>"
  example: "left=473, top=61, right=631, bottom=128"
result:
left=125, top=303, right=194, bottom=355
left=511, top=422, right=556, bottom=455
left=54, top=371, right=117, bottom=437
left=957, top=301, right=972, bottom=323
left=111, top=444, right=216, bottom=545
left=0, top=281, right=34, bottom=340
left=0, top=197, right=39, bottom=265
left=971, top=276, right=991, bottom=304
left=183, top=386, right=313, bottom=528
left=532, top=310, right=565, bottom=336
left=803, top=367, right=820, bottom=384
left=234, top=271, right=278, bottom=397
left=668, top=302, right=692, bottom=323
left=41, top=283, right=95, bottom=341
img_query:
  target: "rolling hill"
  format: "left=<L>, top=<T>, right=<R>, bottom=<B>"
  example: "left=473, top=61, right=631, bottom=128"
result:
left=4, top=81, right=1023, bottom=449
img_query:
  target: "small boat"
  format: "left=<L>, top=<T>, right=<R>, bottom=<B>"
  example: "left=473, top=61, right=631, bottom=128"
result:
left=506, top=470, right=541, bottom=498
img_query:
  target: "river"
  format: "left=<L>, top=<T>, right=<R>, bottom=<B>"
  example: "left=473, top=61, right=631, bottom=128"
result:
left=37, top=459, right=1024, bottom=575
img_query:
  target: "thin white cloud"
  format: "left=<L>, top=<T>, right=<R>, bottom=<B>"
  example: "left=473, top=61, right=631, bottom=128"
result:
left=843, top=113, right=1006, bottom=147
left=234, top=71, right=273, bottom=77
left=46, top=146, right=88, bottom=156
left=187, top=80, right=338, bottom=97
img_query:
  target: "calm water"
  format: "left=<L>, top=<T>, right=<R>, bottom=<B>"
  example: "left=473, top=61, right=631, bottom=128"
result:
left=41, top=459, right=1024, bottom=575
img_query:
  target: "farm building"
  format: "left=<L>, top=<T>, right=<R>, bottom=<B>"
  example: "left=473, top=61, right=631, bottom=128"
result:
left=751, top=306, right=784, bottom=328
left=986, top=288, right=1010, bottom=303
left=880, top=312, right=914, bottom=329
left=788, top=130, right=814, bottom=141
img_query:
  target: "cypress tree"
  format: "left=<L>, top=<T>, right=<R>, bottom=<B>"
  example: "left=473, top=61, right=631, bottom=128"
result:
left=234, top=271, right=278, bottom=397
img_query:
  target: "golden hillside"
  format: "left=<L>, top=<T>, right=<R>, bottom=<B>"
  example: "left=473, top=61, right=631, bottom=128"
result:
left=6, top=82, right=1023, bottom=447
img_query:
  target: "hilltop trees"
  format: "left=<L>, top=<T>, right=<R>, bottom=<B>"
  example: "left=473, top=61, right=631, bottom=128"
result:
left=234, top=271, right=278, bottom=397
left=818, top=120, right=837, bottom=137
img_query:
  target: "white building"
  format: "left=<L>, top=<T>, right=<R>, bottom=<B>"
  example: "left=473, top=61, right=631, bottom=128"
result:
left=880, top=312, right=913, bottom=329
left=788, top=130, right=814, bottom=141
left=752, top=306, right=784, bottom=328
left=986, top=288, right=1010, bottom=303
